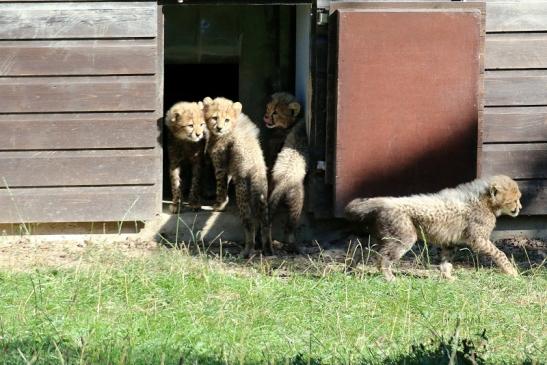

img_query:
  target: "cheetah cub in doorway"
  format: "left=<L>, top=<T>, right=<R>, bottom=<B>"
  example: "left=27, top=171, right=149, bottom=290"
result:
left=165, top=101, right=207, bottom=213
left=203, top=97, right=271, bottom=258
left=264, top=92, right=309, bottom=253
left=345, top=175, right=522, bottom=281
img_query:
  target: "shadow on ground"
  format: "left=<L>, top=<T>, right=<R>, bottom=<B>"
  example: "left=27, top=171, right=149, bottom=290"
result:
left=2, top=330, right=537, bottom=365
left=157, top=224, right=547, bottom=279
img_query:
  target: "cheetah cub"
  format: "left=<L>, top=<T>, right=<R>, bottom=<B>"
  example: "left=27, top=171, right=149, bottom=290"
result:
left=203, top=97, right=272, bottom=258
left=165, top=101, right=207, bottom=213
left=345, top=175, right=522, bottom=281
left=264, top=92, right=309, bottom=253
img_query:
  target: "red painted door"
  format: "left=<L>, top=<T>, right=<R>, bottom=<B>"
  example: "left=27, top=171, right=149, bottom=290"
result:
left=328, top=3, right=484, bottom=217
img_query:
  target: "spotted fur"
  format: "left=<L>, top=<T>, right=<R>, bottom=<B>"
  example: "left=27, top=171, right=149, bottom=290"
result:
left=165, top=101, right=207, bottom=213
left=265, top=93, right=309, bottom=253
left=263, top=92, right=302, bottom=168
left=203, top=97, right=271, bottom=258
left=345, top=175, right=522, bottom=280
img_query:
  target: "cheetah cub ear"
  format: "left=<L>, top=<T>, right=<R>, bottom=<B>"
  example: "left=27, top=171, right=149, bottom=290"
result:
left=203, top=97, right=214, bottom=106
left=490, top=183, right=499, bottom=199
left=232, top=101, right=243, bottom=116
left=169, top=111, right=179, bottom=123
left=288, top=101, right=301, bottom=117
left=197, top=101, right=204, bottom=109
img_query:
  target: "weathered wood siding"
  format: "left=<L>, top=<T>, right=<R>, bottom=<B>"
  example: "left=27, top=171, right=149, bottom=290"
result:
left=480, top=0, right=547, bottom=215
left=0, top=1, right=162, bottom=223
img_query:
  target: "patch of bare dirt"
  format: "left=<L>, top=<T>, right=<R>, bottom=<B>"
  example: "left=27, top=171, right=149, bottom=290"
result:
left=0, top=238, right=158, bottom=272
left=0, top=235, right=544, bottom=276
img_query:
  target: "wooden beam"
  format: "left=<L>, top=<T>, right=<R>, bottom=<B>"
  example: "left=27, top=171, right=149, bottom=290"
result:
left=486, top=34, right=547, bottom=70
left=518, top=180, right=547, bottom=216
left=0, top=113, right=160, bottom=150
left=0, top=76, right=156, bottom=113
left=0, top=40, right=156, bottom=76
left=485, top=2, right=547, bottom=33
left=0, top=149, right=158, bottom=187
left=483, top=107, right=547, bottom=143
left=0, top=186, right=157, bottom=223
left=0, top=2, right=157, bottom=39
left=485, top=71, right=547, bottom=106
left=481, top=143, right=547, bottom=179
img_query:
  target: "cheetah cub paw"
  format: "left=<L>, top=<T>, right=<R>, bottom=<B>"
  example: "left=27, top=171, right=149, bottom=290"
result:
left=213, top=197, right=229, bottom=212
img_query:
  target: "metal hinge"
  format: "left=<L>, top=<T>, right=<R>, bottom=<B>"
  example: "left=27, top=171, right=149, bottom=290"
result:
left=317, top=10, right=328, bottom=25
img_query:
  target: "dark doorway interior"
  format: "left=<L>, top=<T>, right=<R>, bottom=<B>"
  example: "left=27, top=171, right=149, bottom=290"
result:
left=163, top=63, right=239, bottom=113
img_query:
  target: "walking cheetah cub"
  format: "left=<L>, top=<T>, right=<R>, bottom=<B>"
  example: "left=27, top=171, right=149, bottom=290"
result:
left=264, top=92, right=309, bottom=253
left=345, top=175, right=522, bottom=281
left=203, top=97, right=272, bottom=258
left=165, top=101, right=207, bottom=213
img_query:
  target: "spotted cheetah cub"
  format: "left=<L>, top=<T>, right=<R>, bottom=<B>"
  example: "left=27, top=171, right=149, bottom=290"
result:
left=203, top=97, right=271, bottom=258
left=264, top=92, right=309, bottom=253
left=263, top=92, right=302, bottom=168
left=345, top=175, right=522, bottom=281
left=165, top=101, right=207, bottom=213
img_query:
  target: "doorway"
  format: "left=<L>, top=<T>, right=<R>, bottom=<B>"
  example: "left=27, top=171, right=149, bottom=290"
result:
left=162, top=3, right=310, bottom=206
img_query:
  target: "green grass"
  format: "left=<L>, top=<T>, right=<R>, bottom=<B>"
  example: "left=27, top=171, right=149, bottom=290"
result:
left=0, top=248, right=545, bottom=364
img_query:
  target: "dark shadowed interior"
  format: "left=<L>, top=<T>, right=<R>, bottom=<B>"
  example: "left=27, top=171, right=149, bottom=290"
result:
left=163, top=64, right=239, bottom=114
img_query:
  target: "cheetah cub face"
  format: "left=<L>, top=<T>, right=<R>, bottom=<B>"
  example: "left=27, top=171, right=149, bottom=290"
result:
left=203, top=96, right=241, bottom=137
left=165, top=101, right=206, bottom=143
left=263, top=92, right=301, bottom=129
left=488, top=175, right=522, bottom=217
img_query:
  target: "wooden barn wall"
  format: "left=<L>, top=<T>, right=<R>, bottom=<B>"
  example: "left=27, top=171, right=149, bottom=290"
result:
left=0, top=1, right=162, bottom=223
left=478, top=0, right=547, bottom=215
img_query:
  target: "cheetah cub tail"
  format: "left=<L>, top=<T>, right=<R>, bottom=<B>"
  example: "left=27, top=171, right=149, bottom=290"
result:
left=344, top=198, right=385, bottom=222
